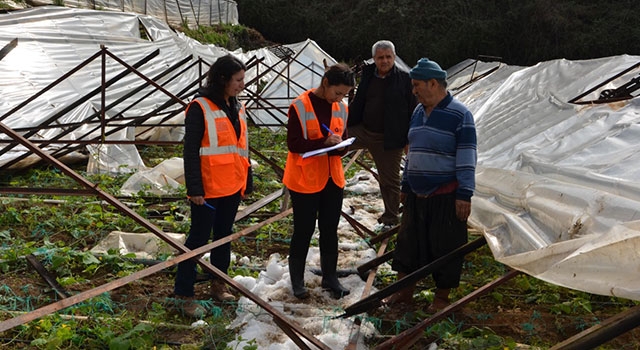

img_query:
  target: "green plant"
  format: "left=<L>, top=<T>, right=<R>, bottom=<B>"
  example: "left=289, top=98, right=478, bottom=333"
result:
left=29, top=316, right=79, bottom=349
left=550, top=296, right=593, bottom=315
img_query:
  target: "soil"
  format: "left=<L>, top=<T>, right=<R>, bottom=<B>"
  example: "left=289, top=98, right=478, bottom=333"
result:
left=3, top=228, right=640, bottom=350
left=1, top=196, right=639, bottom=349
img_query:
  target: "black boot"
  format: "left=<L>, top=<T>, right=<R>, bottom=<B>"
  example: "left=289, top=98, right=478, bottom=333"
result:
left=288, top=258, right=309, bottom=299
left=320, top=254, right=350, bottom=299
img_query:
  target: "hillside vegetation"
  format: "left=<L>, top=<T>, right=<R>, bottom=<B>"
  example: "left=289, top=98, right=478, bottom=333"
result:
left=236, top=0, right=640, bottom=68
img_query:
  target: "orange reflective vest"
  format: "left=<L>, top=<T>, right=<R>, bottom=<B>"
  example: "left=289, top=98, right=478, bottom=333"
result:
left=188, top=97, right=250, bottom=198
left=283, top=89, right=348, bottom=193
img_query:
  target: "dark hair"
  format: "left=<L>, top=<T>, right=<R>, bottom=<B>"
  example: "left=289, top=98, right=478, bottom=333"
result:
left=205, top=54, right=247, bottom=93
left=323, top=63, right=355, bottom=87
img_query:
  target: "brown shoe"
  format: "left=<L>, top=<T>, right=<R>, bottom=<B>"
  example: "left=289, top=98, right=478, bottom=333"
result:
left=426, top=297, right=451, bottom=313
left=175, top=295, right=206, bottom=319
left=426, top=288, right=451, bottom=313
left=381, top=272, right=415, bottom=306
left=211, top=280, right=235, bottom=302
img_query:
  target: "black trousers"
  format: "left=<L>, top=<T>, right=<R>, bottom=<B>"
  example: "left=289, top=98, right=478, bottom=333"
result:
left=392, top=192, right=468, bottom=289
left=288, top=179, right=344, bottom=261
left=174, top=191, right=241, bottom=297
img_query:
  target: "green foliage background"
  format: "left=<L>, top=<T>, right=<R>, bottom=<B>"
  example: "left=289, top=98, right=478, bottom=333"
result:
left=236, top=0, right=640, bottom=68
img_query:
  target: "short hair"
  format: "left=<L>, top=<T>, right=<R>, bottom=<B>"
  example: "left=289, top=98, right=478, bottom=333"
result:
left=371, top=40, right=396, bottom=57
left=206, top=54, right=247, bottom=93
left=323, top=63, right=355, bottom=87
left=436, top=78, right=448, bottom=89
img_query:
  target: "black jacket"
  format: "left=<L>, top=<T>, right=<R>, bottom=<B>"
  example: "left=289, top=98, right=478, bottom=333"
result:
left=348, top=63, right=416, bottom=150
left=183, top=88, right=253, bottom=197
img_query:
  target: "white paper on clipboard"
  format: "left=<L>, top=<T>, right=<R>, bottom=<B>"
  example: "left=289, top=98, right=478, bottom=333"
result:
left=302, top=137, right=356, bottom=158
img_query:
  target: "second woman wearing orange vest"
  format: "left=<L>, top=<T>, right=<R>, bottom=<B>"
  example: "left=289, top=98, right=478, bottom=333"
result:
left=282, top=63, right=355, bottom=299
left=174, top=54, right=253, bottom=318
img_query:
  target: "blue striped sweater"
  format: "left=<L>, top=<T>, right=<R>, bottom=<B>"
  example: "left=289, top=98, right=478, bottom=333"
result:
left=401, top=92, right=477, bottom=201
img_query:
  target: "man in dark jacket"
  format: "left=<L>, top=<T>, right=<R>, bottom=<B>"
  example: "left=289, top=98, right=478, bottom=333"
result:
left=348, top=40, right=417, bottom=226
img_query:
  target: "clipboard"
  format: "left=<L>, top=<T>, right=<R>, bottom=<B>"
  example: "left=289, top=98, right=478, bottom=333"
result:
left=302, top=137, right=356, bottom=158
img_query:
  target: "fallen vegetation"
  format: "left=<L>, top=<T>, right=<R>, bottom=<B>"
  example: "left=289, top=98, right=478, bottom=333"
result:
left=0, top=126, right=639, bottom=349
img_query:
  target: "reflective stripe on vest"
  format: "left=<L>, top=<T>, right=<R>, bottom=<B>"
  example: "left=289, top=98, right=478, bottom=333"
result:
left=333, top=102, right=347, bottom=124
left=292, top=98, right=314, bottom=140
left=189, top=97, right=250, bottom=198
left=196, top=97, right=249, bottom=158
left=283, top=90, right=348, bottom=193
left=291, top=93, right=348, bottom=139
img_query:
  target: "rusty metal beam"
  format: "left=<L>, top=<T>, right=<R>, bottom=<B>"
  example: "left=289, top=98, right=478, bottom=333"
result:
left=339, top=236, right=487, bottom=319
left=235, top=188, right=285, bottom=221
left=0, top=187, right=96, bottom=196
left=0, top=48, right=161, bottom=168
left=39, top=52, right=196, bottom=163
left=550, top=304, right=640, bottom=350
left=345, top=237, right=390, bottom=350
left=0, top=38, right=18, bottom=61
left=0, top=208, right=289, bottom=332
left=0, top=50, right=103, bottom=125
left=25, top=254, right=70, bottom=300
left=340, top=210, right=377, bottom=241
left=354, top=158, right=379, bottom=183
left=249, top=145, right=285, bottom=179
left=368, top=225, right=399, bottom=245
left=374, top=269, right=521, bottom=350
left=273, top=316, right=314, bottom=350
left=0, top=140, right=180, bottom=145
left=0, top=122, right=330, bottom=349
left=356, top=250, right=394, bottom=279
left=568, top=61, right=640, bottom=105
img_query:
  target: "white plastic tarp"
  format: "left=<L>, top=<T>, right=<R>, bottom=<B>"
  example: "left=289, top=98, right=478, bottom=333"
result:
left=0, top=7, right=314, bottom=173
left=26, top=0, right=238, bottom=27
left=90, top=231, right=186, bottom=259
left=2, top=6, right=640, bottom=302
left=0, top=7, right=209, bottom=171
left=244, top=39, right=339, bottom=127
left=450, top=55, right=640, bottom=301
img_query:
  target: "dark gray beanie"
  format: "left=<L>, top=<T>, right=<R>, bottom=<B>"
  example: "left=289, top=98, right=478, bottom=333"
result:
left=409, top=58, right=447, bottom=80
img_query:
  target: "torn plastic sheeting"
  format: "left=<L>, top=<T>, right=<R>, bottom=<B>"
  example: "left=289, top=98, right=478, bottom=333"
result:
left=470, top=166, right=640, bottom=300
left=456, top=54, right=640, bottom=300
left=90, top=231, right=186, bottom=260
left=119, top=157, right=184, bottom=196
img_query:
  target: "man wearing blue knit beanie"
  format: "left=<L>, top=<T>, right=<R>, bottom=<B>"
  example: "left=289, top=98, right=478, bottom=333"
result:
left=408, top=58, right=448, bottom=81
left=383, top=57, right=477, bottom=314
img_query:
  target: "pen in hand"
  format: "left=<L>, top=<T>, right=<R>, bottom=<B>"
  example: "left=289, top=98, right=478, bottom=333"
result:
left=321, top=123, right=334, bottom=136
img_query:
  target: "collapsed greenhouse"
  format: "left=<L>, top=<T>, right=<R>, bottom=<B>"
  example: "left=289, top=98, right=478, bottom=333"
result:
left=1, top=4, right=639, bottom=349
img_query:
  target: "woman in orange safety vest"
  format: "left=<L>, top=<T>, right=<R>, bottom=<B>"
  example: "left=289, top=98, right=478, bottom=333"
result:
left=174, top=55, right=252, bottom=318
left=283, top=63, right=355, bottom=299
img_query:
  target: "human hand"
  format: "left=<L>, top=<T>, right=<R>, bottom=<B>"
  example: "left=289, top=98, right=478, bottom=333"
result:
left=190, top=195, right=205, bottom=205
left=455, top=199, right=471, bottom=221
left=324, top=134, right=342, bottom=146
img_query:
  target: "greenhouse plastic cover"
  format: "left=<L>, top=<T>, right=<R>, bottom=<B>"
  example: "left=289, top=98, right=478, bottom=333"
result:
left=0, top=6, right=325, bottom=172
left=1, top=7, right=639, bottom=301
left=25, top=0, right=238, bottom=27
left=449, top=56, right=640, bottom=301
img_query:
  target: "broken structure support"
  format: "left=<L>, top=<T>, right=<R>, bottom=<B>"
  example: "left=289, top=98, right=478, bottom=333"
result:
left=0, top=121, right=331, bottom=349
left=550, top=304, right=640, bottom=350
left=374, top=269, right=521, bottom=350
left=339, top=235, right=488, bottom=318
